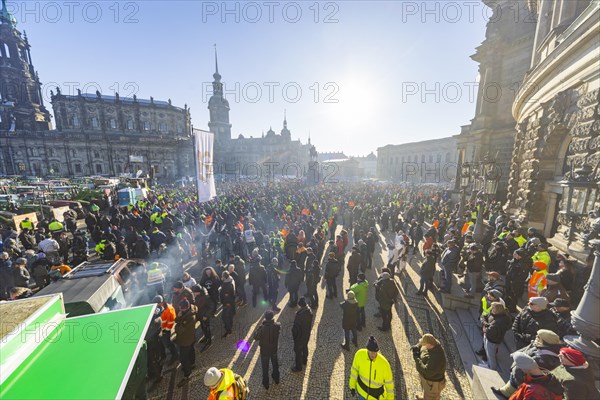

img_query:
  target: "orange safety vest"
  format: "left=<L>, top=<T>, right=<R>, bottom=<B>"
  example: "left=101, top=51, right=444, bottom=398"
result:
left=160, top=304, right=176, bottom=331
left=528, top=270, right=547, bottom=299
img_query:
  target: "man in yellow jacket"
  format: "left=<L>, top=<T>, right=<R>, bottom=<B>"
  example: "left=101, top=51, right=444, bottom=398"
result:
left=349, top=336, right=394, bottom=399
left=204, top=367, right=247, bottom=400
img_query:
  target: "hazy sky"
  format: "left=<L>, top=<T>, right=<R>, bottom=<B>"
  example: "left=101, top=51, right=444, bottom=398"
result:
left=10, top=1, right=490, bottom=155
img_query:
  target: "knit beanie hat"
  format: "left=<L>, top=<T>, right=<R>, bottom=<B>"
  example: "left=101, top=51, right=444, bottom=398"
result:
left=512, top=352, right=538, bottom=373
left=366, top=336, right=379, bottom=352
left=172, top=281, right=184, bottom=289
left=536, top=329, right=560, bottom=345
left=560, top=348, right=587, bottom=367
left=529, top=296, right=548, bottom=309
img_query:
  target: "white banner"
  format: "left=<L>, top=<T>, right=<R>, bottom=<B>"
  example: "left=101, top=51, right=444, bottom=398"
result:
left=194, top=129, right=217, bottom=202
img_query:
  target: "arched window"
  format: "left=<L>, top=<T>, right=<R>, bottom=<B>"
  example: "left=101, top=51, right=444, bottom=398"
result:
left=428, top=155, right=433, bottom=163
left=158, top=122, right=167, bottom=132
left=127, top=119, right=134, bottom=130
left=91, top=117, right=99, bottom=129
left=143, top=121, right=151, bottom=131
left=109, top=118, right=117, bottom=129
left=3, top=43, right=10, bottom=58
left=72, top=115, right=80, bottom=128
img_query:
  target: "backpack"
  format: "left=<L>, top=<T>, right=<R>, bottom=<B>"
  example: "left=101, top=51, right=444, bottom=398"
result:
left=218, top=373, right=248, bottom=400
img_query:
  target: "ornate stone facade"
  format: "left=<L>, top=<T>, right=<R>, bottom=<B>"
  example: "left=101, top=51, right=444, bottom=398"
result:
left=506, top=0, right=599, bottom=241
left=454, top=0, right=536, bottom=199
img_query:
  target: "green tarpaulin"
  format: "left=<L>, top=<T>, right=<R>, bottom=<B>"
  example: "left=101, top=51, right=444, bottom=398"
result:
left=1, top=304, right=154, bottom=400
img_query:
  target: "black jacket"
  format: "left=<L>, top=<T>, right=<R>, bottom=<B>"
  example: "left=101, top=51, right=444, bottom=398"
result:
left=552, top=364, right=598, bottom=400
left=483, top=312, right=511, bottom=344
left=346, top=251, right=362, bottom=276
left=249, top=264, right=267, bottom=287
left=419, top=256, right=436, bottom=280
left=324, top=258, right=340, bottom=279
left=254, top=319, right=281, bottom=355
left=512, top=308, right=559, bottom=348
left=375, top=277, right=399, bottom=308
left=219, top=279, right=236, bottom=307
left=466, top=251, right=484, bottom=273
left=285, top=264, right=304, bottom=291
left=292, top=306, right=313, bottom=346
left=305, top=263, right=320, bottom=293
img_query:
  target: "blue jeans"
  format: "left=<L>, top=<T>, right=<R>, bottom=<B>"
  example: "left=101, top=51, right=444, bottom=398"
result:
left=357, top=307, right=366, bottom=328
left=442, top=265, right=453, bottom=292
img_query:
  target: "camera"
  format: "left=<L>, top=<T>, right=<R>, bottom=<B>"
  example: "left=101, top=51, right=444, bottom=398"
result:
left=411, top=345, right=421, bottom=357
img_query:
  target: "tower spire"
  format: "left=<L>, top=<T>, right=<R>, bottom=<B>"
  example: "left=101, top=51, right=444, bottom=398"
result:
left=214, top=44, right=219, bottom=75
left=283, top=109, right=287, bottom=129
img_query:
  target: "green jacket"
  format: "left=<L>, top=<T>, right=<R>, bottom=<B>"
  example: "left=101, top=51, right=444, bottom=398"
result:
left=415, top=344, right=446, bottom=382
left=350, top=280, right=368, bottom=308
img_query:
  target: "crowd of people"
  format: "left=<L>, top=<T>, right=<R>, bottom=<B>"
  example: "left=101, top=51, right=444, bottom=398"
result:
left=0, top=180, right=597, bottom=399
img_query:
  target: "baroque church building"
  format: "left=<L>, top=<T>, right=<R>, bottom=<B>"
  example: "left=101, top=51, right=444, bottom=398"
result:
left=206, top=52, right=316, bottom=179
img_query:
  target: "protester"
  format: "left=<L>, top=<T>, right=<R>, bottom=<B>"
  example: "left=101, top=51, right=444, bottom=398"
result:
left=349, top=272, right=368, bottom=331
left=413, top=334, right=446, bottom=400
left=512, top=296, right=559, bottom=349
left=348, top=336, right=394, bottom=399
left=174, top=299, right=197, bottom=387
left=291, top=297, right=313, bottom=372
left=254, top=310, right=281, bottom=390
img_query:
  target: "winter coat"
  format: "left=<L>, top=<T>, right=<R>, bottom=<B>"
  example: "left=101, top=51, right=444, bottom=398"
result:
left=419, top=256, right=436, bottom=280
left=305, top=264, right=320, bottom=295
left=324, top=258, right=340, bottom=279
left=341, top=300, right=358, bottom=330
left=506, top=258, right=531, bottom=294
left=350, top=280, right=368, bottom=308
left=249, top=264, right=267, bottom=287
left=219, top=279, right=236, bottom=307
left=254, top=319, right=281, bottom=355
left=347, top=251, right=362, bottom=276
left=510, top=372, right=563, bottom=400
left=375, top=277, right=399, bottom=308
left=552, top=364, right=598, bottom=400
left=414, top=344, right=446, bottom=382
left=466, top=252, right=484, bottom=273
left=193, top=289, right=214, bottom=320
left=540, top=283, right=571, bottom=304
left=440, top=246, right=460, bottom=269
left=174, top=305, right=197, bottom=347
left=515, top=342, right=562, bottom=372
left=513, top=308, right=559, bottom=348
left=13, top=265, right=30, bottom=288
left=483, top=312, right=511, bottom=344
left=292, top=306, right=313, bottom=346
left=554, top=310, right=577, bottom=338
left=285, top=264, right=304, bottom=291
left=266, top=265, right=280, bottom=291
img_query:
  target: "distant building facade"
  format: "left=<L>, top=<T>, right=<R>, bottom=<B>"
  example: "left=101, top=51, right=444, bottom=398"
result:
left=317, top=151, right=377, bottom=179
left=0, top=8, right=193, bottom=178
left=377, top=137, right=458, bottom=185
left=207, top=53, right=315, bottom=179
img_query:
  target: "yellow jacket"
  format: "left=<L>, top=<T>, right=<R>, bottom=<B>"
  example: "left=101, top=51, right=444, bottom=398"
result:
left=208, top=368, right=236, bottom=400
left=349, top=349, right=394, bottom=399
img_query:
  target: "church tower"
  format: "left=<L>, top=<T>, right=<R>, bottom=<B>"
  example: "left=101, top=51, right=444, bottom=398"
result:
left=0, top=0, right=51, bottom=131
left=207, top=47, right=231, bottom=144
left=280, top=110, right=291, bottom=141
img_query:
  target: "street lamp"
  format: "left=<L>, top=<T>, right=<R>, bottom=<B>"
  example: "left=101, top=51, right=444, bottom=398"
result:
left=559, top=164, right=598, bottom=247
left=457, top=162, right=472, bottom=230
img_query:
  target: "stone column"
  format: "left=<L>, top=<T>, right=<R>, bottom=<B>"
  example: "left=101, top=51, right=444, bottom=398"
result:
left=564, top=239, right=600, bottom=379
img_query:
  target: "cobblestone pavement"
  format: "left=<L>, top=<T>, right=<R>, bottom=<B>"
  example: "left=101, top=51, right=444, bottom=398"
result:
left=149, top=229, right=473, bottom=400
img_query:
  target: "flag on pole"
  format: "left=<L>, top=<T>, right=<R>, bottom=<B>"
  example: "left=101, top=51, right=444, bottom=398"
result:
left=194, top=129, right=217, bottom=202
